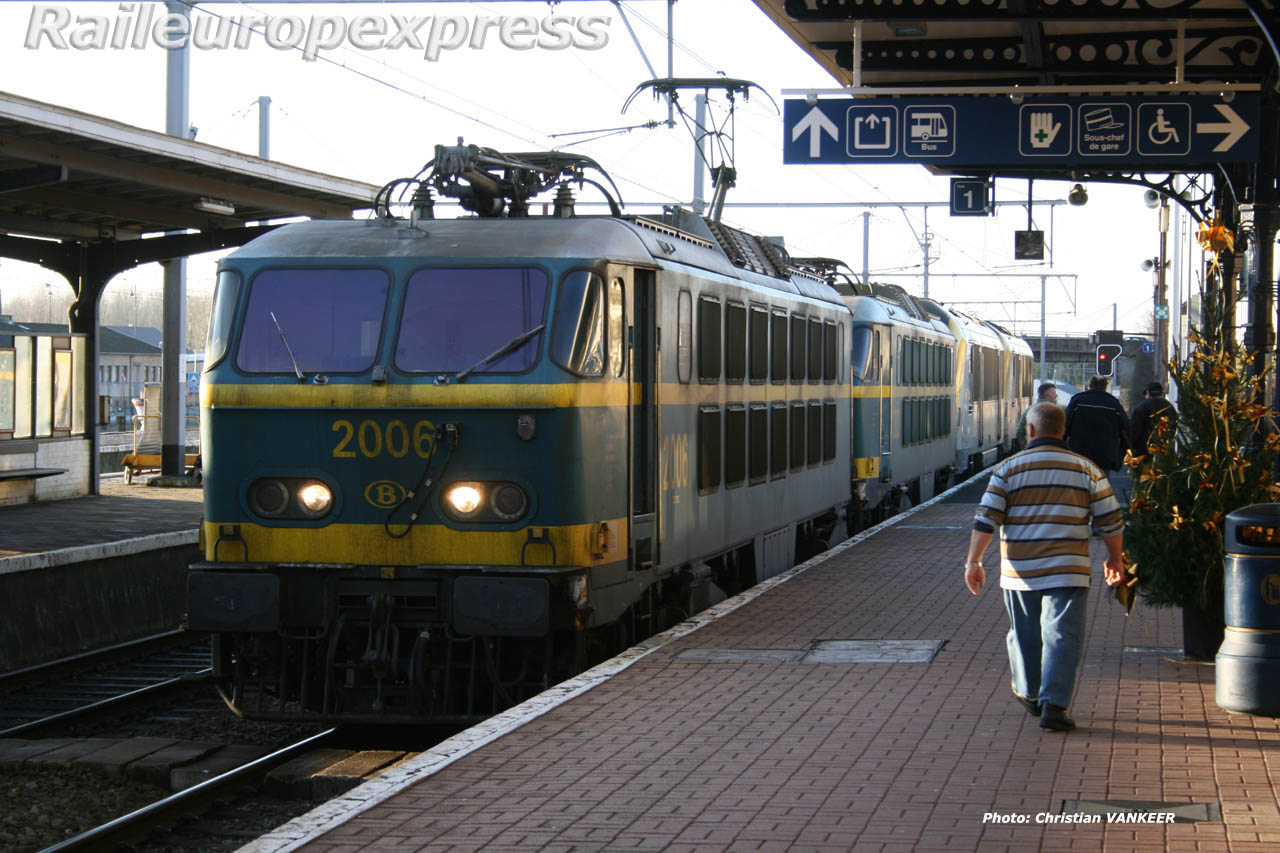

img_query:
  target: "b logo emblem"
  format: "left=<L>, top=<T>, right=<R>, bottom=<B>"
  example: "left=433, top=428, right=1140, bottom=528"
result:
left=364, top=480, right=406, bottom=509
left=1262, top=574, right=1280, bottom=606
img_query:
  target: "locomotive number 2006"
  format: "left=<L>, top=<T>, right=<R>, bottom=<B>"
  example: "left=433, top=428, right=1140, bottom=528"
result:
left=331, top=419, right=437, bottom=459
left=661, top=432, right=690, bottom=491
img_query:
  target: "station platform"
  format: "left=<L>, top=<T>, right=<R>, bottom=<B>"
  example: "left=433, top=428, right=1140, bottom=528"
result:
left=0, top=481, right=203, bottom=669
left=0, top=480, right=202, bottom=563
left=245, top=474, right=1280, bottom=853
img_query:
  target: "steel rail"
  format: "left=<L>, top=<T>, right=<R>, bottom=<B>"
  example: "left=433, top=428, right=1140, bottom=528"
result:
left=0, top=628, right=188, bottom=685
left=40, top=728, right=340, bottom=853
left=0, top=669, right=212, bottom=738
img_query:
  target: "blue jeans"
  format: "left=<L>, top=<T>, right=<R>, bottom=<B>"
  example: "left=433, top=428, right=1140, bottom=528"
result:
left=1002, top=587, right=1088, bottom=710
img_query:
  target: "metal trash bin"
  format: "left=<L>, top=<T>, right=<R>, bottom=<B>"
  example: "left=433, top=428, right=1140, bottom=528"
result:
left=1216, top=503, right=1280, bottom=715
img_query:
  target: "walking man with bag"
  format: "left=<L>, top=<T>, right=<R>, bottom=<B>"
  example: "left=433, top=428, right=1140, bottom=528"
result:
left=963, top=402, right=1125, bottom=731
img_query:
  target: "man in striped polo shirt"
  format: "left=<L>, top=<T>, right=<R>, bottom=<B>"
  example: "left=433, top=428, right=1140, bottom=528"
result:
left=963, top=402, right=1125, bottom=732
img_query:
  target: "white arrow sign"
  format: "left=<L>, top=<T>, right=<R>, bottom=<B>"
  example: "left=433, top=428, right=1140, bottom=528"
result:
left=1196, top=103, right=1250, bottom=152
left=791, top=106, right=839, bottom=158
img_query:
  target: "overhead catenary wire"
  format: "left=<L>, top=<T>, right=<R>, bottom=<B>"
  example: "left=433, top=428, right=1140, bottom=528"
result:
left=187, top=0, right=692, bottom=207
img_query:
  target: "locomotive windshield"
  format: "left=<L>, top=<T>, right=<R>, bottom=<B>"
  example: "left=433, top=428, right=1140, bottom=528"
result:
left=395, top=268, right=547, bottom=374
left=236, top=269, right=389, bottom=374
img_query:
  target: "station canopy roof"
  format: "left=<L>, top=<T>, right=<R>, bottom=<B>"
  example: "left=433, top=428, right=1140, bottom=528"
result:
left=750, top=2, right=1276, bottom=90
left=0, top=90, right=378, bottom=243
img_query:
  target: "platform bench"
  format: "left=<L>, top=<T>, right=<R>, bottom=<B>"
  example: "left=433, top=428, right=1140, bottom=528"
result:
left=0, top=467, right=67, bottom=482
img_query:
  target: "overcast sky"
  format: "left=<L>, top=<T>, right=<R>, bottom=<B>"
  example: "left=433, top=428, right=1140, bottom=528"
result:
left=0, top=0, right=1195, bottom=339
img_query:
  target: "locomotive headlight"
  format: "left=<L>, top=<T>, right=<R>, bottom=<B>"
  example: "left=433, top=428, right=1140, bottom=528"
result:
left=249, top=479, right=290, bottom=517
left=297, top=482, right=333, bottom=517
left=446, top=484, right=483, bottom=516
left=491, top=483, right=528, bottom=520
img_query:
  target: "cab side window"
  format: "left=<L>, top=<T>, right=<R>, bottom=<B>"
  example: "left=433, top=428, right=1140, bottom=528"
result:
left=677, top=290, right=692, bottom=384
left=608, top=278, right=624, bottom=378
left=552, top=271, right=604, bottom=377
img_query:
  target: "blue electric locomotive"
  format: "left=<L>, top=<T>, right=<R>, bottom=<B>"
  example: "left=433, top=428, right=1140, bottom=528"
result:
left=188, top=146, right=852, bottom=722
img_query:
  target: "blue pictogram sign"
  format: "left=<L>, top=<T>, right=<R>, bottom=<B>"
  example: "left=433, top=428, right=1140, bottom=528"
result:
left=783, top=94, right=1258, bottom=166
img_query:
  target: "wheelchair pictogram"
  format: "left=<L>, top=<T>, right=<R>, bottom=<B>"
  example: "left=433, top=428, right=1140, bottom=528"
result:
left=1148, top=108, right=1180, bottom=145
left=1137, top=102, right=1191, bottom=155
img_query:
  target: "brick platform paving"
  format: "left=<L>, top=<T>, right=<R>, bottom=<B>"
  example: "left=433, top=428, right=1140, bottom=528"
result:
left=244, top=479, right=1280, bottom=852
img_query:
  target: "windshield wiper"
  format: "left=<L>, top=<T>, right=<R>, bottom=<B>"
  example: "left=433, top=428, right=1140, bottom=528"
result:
left=269, top=311, right=305, bottom=382
left=456, top=324, right=545, bottom=383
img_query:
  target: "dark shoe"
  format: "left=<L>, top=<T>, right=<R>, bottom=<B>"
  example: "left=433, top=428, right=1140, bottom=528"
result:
left=1040, top=704, right=1076, bottom=731
left=1013, top=692, right=1041, bottom=716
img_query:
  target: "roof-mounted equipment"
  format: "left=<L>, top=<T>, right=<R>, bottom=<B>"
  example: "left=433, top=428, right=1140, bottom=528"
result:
left=374, top=143, right=624, bottom=220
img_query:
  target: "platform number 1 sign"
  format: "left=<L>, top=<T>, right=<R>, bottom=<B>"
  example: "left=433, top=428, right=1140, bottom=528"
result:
left=950, top=178, right=991, bottom=216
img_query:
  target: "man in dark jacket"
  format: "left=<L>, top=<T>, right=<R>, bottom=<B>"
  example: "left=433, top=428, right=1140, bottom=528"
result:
left=1130, top=381, right=1178, bottom=452
left=1064, top=376, right=1130, bottom=472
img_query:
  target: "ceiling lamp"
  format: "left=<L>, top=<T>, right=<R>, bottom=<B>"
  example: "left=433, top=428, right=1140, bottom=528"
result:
left=1067, top=184, right=1088, bottom=206
left=194, top=197, right=235, bottom=216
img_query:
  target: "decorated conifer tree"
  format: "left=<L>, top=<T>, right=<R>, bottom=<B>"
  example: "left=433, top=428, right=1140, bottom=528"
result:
left=1122, top=218, right=1280, bottom=624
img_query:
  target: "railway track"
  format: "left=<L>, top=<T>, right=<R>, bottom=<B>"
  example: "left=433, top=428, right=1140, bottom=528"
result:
left=0, top=630, right=212, bottom=738
left=41, top=728, right=340, bottom=852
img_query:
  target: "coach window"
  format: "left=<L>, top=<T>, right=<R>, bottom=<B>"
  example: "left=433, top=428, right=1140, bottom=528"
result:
left=697, top=406, right=721, bottom=494
left=807, top=317, right=822, bottom=384
left=902, top=339, right=912, bottom=385
left=677, top=290, right=692, bottom=384
left=608, top=278, right=625, bottom=378
left=823, top=320, right=837, bottom=383
left=748, top=404, right=768, bottom=484
left=789, top=402, right=805, bottom=471
left=770, top=310, right=787, bottom=384
left=698, top=296, right=722, bottom=383
left=837, top=323, right=844, bottom=384
left=749, top=305, right=768, bottom=383
left=725, top=301, right=747, bottom=384
left=770, top=403, right=787, bottom=478
left=725, top=404, right=746, bottom=487
left=985, top=349, right=999, bottom=400
left=823, top=400, right=837, bottom=461
left=806, top=400, right=822, bottom=466
left=549, top=270, right=603, bottom=377
left=790, top=315, right=806, bottom=383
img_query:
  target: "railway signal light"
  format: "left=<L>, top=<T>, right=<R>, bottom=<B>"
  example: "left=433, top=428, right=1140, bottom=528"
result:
left=1096, top=344, right=1122, bottom=377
